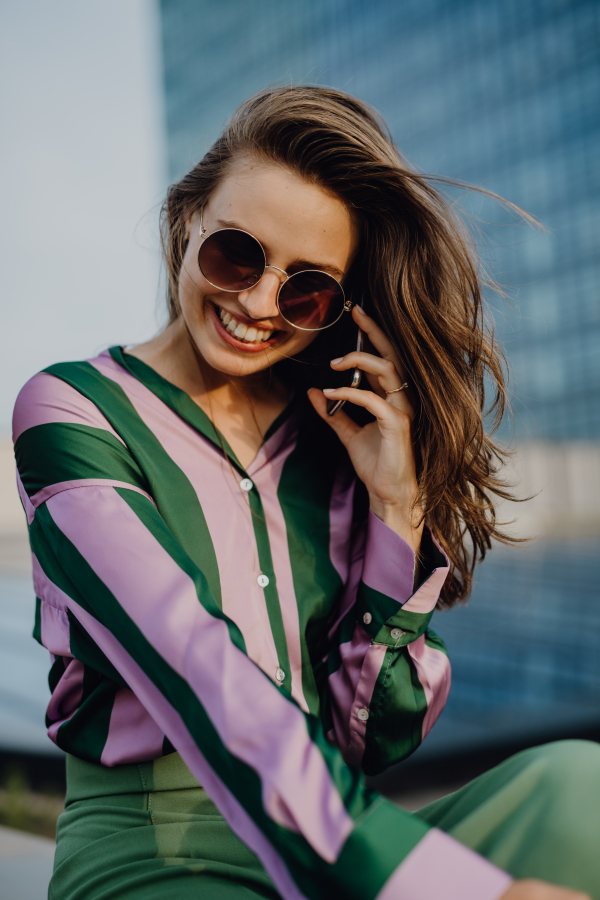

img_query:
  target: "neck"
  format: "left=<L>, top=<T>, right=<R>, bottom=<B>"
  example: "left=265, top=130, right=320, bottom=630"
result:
left=129, top=316, right=287, bottom=414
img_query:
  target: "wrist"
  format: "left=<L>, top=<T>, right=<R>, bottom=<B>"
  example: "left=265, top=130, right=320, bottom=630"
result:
left=369, top=498, right=424, bottom=554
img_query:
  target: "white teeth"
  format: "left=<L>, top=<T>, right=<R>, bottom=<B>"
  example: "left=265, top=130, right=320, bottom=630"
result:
left=218, top=307, right=273, bottom=344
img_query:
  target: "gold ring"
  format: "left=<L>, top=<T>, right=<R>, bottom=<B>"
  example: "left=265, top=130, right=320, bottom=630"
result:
left=385, top=383, right=409, bottom=394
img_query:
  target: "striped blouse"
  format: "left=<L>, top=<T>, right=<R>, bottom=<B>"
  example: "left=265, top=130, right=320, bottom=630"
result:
left=13, top=347, right=511, bottom=900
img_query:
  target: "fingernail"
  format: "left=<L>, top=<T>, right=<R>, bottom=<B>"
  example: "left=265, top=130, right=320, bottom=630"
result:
left=323, top=388, right=337, bottom=394
left=355, top=305, right=365, bottom=315
left=330, top=357, right=343, bottom=365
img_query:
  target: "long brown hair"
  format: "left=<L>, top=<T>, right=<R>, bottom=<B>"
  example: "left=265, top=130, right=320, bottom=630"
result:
left=160, top=85, right=530, bottom=607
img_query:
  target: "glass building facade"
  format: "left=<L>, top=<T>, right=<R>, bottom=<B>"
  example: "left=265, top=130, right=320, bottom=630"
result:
left=158, top=0, right=600, bottom=752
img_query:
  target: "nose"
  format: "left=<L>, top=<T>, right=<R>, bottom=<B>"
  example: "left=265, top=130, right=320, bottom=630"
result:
left=237, top=267, right=285, bottom=321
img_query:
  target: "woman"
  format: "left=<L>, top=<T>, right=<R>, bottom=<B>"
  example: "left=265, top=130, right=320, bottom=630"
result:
left=13, top=87, right=598, bottom=900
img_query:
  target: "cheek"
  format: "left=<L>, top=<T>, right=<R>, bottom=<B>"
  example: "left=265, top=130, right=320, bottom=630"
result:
left=178, top=253, right=207, bottom=310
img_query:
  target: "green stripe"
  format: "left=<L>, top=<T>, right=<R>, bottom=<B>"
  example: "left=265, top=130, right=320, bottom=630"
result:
left=15, top=423, right=147, bottom=497
left=277, top=408, right=346, bottom=714
left=424, top=628, right=449, bottom=656
left=110, top=347, right=245, bottom=471
left=43, top=359, right=222, bottom=607
left=68, top=609, right=128, bottom=686
left=114, top=488, right=246, bottom=652
left=113, top=346, right=298, bottom=466
left=54, top=673, right=118, bottom=762
left=32, top=597, right=42, bottom=644
left=247, top=489, right=290, bottom=681
left=33, top=498, right=428, bottom=898
left=356, top=583, right=434, bottom=646
left=362, top=645, right=428, bottom=776
left=112, top=347, right=295, bottom=675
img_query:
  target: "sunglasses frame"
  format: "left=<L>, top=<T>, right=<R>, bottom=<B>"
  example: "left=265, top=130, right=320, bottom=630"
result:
left=197, top=212, right=352, bottom=332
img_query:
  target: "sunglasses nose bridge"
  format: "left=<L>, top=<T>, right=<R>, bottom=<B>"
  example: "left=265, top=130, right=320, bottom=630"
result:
left=264, top=264, right=288, bottom=284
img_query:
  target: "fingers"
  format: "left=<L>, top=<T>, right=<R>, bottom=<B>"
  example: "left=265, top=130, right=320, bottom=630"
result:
left=332, top=351, right=399, bottom=387
left=330, top=351, right=414, bottom=417
left=353, top=306, right=406, bottom=378
left=307, top=388, right=361, bottom=444
left=322, top=386, right=411, bottom=431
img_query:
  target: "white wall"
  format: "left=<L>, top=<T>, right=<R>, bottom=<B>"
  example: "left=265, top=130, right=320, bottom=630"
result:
left=0, top=0, right=167, bottom=433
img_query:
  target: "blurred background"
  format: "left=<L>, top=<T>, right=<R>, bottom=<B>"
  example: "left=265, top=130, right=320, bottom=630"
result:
left=0, top=0, right=599, bottom=871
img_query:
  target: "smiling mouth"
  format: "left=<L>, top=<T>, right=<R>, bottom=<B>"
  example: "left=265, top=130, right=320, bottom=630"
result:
left=217, top=307, right=277, bottom=344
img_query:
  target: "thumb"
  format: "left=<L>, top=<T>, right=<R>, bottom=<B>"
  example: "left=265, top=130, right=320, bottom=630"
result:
left=307, top=388, right=360, bottom=445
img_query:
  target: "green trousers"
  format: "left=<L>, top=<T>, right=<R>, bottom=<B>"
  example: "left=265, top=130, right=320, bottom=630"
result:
left=50, top=740, right=600, bottom=900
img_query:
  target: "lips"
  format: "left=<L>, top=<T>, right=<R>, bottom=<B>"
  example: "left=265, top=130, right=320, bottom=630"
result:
left=210, top=303, right=281, bottom=352
left=218, top=308, right=275, bottom=344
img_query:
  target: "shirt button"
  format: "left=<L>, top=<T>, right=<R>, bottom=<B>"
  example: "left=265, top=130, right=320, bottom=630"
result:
left=363, top=612, right=372, bottom=625
left=390, top=628, right=402, bottom=640
left=257, top=574, right=269, bottom=588
left=240, top=478, right=253, bottom=492
left=275, top=668, right=285, bottom=684
left=357, top=708, right=369, bottom=721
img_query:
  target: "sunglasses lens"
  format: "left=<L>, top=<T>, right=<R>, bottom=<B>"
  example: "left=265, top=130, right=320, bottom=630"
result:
left=198, top=229, right=265, bottom=291
left=278, top=271, right=345, bottom=330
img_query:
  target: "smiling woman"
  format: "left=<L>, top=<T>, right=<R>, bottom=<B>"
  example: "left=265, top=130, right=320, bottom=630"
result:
left=12, top=86, right=599, bottom=900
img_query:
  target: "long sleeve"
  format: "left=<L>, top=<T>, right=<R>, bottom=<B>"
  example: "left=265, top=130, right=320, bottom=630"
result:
left=321, top=511, right=452, bottom=775
left=13, top=367, right=512, bottom=900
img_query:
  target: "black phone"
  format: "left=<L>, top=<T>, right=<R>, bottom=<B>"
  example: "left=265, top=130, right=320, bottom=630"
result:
left=327, top=326, right=363, bottom=416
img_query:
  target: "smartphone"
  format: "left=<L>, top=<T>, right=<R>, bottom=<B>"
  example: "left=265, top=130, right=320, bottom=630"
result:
left=327, top=326, right=363, bottom=416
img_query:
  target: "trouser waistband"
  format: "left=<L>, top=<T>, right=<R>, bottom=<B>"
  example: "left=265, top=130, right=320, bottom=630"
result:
left=65, top=751, right=201, bottom=805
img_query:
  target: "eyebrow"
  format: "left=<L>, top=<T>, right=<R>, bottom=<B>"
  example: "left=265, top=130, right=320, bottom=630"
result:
left=215, top=218, right=345, bottom=279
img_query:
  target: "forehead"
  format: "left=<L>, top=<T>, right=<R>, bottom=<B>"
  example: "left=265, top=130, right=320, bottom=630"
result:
left=206, top=157, right=358, bottom=269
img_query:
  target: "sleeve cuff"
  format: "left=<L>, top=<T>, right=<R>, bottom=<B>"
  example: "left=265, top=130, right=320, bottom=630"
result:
left=377, top=828, right=513, bottom=900
left=359, top=512, right=449, bottom=628
left=361, top=510, right=418, bottom=605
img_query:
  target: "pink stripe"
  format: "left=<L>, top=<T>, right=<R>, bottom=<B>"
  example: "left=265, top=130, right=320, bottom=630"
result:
left=328, top=463, right=356, bottom=584
left=326, top=623, right=372, bottom=753
left=46, top=485, right=354, bottom=863
left=12, top=371, right=124, bottom=443
left=101, top=686, right=165, bottom=766
left=345, top=642, right=387, bottom=767
left=30, top=479, right=155, bottom=510
left=47, top=658, right=84, bottom=743
left=32, top=554, right=72, bottom=655
left=362, top=511, right=416, bottom=604
left=64, top=596, right=309, bottom=900
left=40, top=603, right=71, bottom=657
left=407, top=636, right=452, bottom=739
left=402, top=531, right=449, bottom=614
left=32, top=553, right=70, bottom=612
left=377, top=828, right=512, bottom=900
left=327, top=527, right=365, bottom=639
left=16, top=469, right=35, bottom=524
left=247, top=404, right=301, bottom=472
left=88, top=354, right=281, bottom=683
left=34, top=556, right=177, bottom=767
left=249, top=438, right=308, bottom=710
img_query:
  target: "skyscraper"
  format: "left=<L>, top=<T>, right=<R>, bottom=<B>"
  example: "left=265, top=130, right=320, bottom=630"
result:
left=157, top=0, right=600, bottom=751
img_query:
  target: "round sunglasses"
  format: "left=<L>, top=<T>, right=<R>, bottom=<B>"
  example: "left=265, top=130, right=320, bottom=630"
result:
left=197, top=213, right=352, bottom=331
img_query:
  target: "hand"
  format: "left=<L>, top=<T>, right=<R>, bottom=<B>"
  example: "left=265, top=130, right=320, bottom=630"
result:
left=307, top=306, right=423, bottom=553
left=501, top=880, right=591, bottom=900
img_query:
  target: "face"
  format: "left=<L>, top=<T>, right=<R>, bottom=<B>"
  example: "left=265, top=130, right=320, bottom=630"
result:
left=176, top=157, right=358, bottom=380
